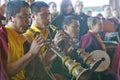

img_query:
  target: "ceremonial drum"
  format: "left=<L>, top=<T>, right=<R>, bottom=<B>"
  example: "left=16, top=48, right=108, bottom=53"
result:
left=85, top=50, right=110, bottom=72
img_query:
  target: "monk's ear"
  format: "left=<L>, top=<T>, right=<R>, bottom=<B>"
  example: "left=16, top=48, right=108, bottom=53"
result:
left=7, top=15, right=14, bottom=23
left=7, top=15, right=11, bottom=21
left=63, top=24, right=68, bottom=31
left=31, top=14, right=35, bottom=20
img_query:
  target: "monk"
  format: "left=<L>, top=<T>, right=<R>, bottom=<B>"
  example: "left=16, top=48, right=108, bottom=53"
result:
left=0, top=26, right=9, bottom=80
left=80, top=16, right=106, bottom=52
left=79, top=16, right=116, bottom=80
left=112, top=43, right=120, bottom=80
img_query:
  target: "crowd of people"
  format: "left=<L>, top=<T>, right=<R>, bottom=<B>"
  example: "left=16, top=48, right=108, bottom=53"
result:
left=0, top=0, right=120, bottom=80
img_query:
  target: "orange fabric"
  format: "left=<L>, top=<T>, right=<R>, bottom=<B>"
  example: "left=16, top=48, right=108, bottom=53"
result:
left=94, top=34, right=106, bottom=51
left=103, top=20, right=115, bottom=32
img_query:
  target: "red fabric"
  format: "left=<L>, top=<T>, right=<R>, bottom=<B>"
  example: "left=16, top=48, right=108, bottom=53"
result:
left=112, top=43, right=120, bottom=80
left=0, top=26, right=9, bottom=80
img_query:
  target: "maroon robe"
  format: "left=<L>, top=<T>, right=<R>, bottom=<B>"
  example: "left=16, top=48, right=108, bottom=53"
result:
left=0, top=26, right=9, bottom=80
left=112, top=43, right=120, bottom=80
left=79, top=31, right=103, bottom=53
left=79, top=31, right=116, bottom=80
left=0, top=15, right=6, bottom=26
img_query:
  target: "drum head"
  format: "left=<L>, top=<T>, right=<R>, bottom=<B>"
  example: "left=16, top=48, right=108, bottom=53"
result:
left=85, top=50, right=110, bottom=72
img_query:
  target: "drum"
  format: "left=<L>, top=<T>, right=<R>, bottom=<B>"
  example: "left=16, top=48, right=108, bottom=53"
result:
left=85, top=50, right=110, bottom=72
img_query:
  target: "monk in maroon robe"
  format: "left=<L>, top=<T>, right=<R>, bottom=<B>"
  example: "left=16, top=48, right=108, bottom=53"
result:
left=0, top=26, right=9, bottom=80
left=80, top=31, right=104, bottom=52
left=80, top=16, right=106, bottom=52
left=79, top=16, right=116, bottom=80
left=112, top=43, right=120, bottom=80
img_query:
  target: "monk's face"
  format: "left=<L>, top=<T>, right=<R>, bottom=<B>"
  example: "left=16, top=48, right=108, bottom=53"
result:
left=11, top=7, right=30, bottom=34
left=32, top=7, right=50, bottom=29
left=93, top=19, right=103, bottom=33
left=64, top=19, right=80, bottom=38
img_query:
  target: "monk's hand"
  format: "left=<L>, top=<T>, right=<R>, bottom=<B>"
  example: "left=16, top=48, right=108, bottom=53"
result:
left=53, top=30, right=66, bottom=46
left=28, top=35, right=48, bottom=56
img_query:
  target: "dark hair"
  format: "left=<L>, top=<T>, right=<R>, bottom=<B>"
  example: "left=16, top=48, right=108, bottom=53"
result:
left=87, top=10, right=92, bottom=13
left=96, top=13, right=103, bottom=17
left=5, top=1, right=29, bottom=22
left=30, top=1, right=49, bottom=15
left=48, top=2, right=56, bottom=6
left=103, top=5, right=110, bottom=11
left=62, top=15, right=78, bottom=27
left=87, top=16, right=100, bottom=29
left=60, top=0, right=74, bottom=15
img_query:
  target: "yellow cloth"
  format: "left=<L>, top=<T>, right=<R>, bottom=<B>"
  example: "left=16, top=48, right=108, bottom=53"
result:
left=5, top=25, right=26, bottom=80
left=24, top=25, right=55, bottom=80
left=25, top=25, right=50, bottom=55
